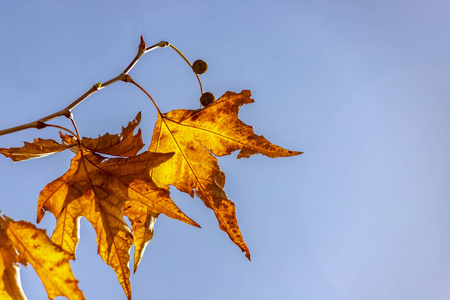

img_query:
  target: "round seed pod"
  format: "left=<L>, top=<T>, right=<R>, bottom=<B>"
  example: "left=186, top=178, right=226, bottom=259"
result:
left=192, top=59, right=208, bottom=74
left=200, top=92, right=215, bottom=107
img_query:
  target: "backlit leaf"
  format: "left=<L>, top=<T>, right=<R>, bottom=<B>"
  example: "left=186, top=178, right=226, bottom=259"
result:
left=148, top=90, right=301, bottom=259
left=37, top=149, right=198, bottom=299
left=0, top=216, right=85, bottom=300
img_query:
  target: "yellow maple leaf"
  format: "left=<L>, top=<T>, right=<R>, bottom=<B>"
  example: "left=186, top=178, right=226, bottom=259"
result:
left=1, top=113, right=198, bottom=299
left=0, top=215, right=85, bottom=300
left=0, top=89, right=301, bottom=298
left=37, top=149, right=199, bottom=299
left=148, top=90, right=302, bottom=259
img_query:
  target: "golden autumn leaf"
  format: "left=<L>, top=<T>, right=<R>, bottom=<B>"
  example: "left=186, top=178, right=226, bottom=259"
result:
left=0, top=32, right=304, bottom=300
left=0, top=113, right=198, bottom=298
left=0, top=215, right=85, bottom=300
left=37, top=147, right=199, bottom=299
left=148, top=90, right=302, bottom=259
left=0, top=88, right=301, bottom=299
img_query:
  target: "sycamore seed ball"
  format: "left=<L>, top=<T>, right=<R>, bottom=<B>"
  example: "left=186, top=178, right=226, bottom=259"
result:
left=192, top=59, right=208, bottom=74
left=200, top=92, right=215, bottom=107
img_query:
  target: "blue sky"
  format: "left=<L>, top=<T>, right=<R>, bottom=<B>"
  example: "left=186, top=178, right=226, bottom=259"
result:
left=1, top=1, right=450, bottom=299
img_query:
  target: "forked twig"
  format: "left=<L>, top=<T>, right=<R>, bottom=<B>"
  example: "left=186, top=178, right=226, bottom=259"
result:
left=0, top=37, right=168, bottom=136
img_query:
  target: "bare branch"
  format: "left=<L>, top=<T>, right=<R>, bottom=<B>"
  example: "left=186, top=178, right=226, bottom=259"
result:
left=0, top=38, right=169, bottom=137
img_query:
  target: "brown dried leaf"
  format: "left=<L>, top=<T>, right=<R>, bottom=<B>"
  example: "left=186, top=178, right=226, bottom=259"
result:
left=0, top=138, right=69, bottom=162
left=61, top=112, right=144, bottom=157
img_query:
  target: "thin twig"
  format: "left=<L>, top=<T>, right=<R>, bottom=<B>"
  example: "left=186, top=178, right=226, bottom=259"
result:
left=69, top=115, right=81, bottom=142
left=0, top=37, right=169, bottom=137
left=124, top=76, right=163, bottom=116
left=168, top=44, right=204, bottom=95
left=42, top=123, right=77, bottom=137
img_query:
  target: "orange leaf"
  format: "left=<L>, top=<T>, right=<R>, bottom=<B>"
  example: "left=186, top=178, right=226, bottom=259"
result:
left=0, top=113, right=198, bottom=298
left=148, top=90, right=302, bottom=259
left=0, top=216, right=85, bottom=300
left=37, top=149, right=198, bottom=299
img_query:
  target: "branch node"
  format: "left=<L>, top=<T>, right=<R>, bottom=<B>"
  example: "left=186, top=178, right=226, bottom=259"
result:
left=93, top=82, right=102, bottom=90
left=62, top=110, right=73, bottom=119
left=122, top=75, right=133, bottom=83
left=35, top=121, right=48, bottom=130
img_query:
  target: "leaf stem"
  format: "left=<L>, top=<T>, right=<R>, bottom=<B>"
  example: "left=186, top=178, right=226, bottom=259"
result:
left=69, top=115, right=82, bottom=142
left=123, top=76, right=163, bottom=116
left=41, top=123, right=78, bottom=137
left=0, top=37, right=169, bottom=137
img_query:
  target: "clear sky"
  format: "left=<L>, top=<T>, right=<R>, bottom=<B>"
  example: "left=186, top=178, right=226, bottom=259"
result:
left=1, top=1, right=450, bottom=299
